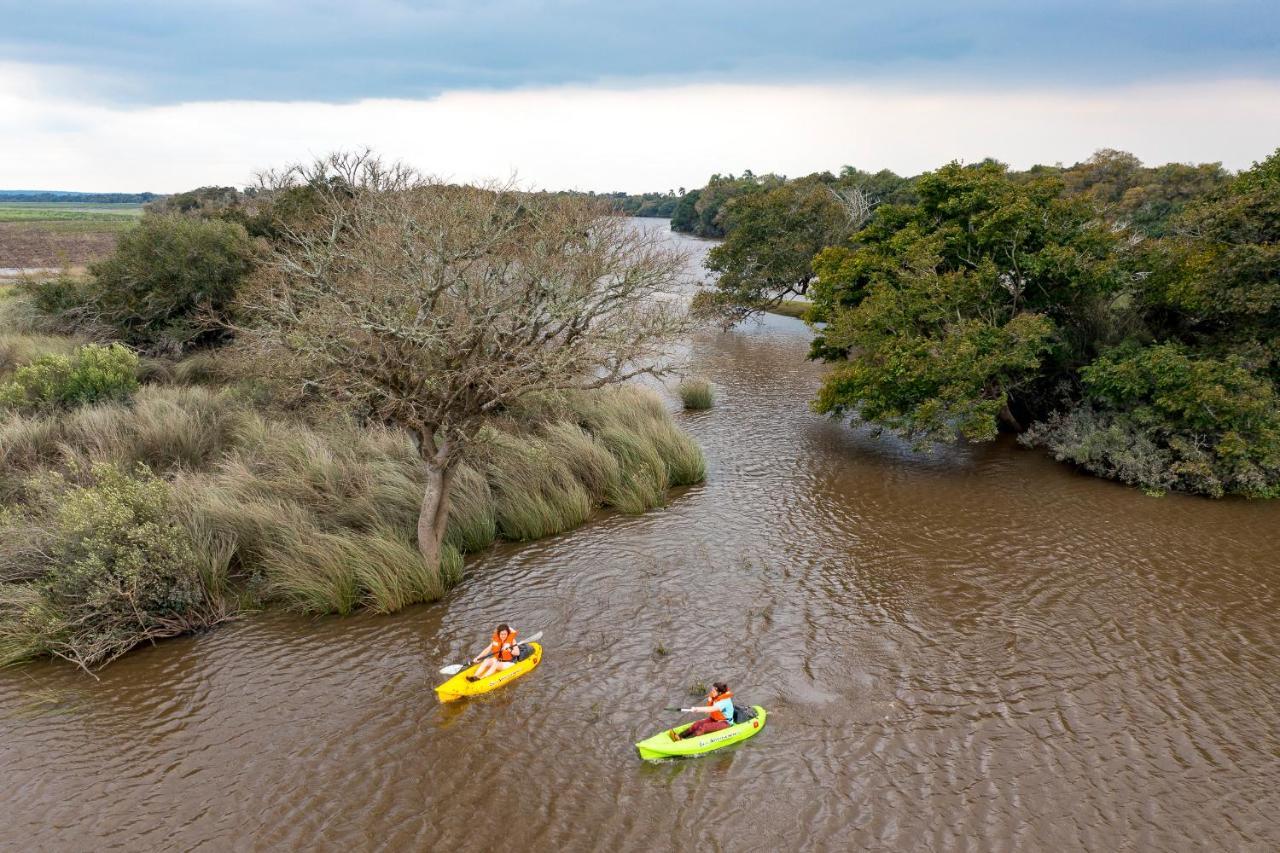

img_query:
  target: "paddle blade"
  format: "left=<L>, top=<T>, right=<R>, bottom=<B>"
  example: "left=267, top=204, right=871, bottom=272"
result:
left=439, top=664, right=466, bottom=676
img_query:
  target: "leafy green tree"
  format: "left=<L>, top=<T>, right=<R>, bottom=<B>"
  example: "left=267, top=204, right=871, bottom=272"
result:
left=702, top=180, right=853, bottom=323
left=670, top=189, right=701, bottom=232
left=813, top=161, right=1132, bottom=441
left=88, top=215, right=257, bottom=354
left=671, top=173, right=783, bottom=238
left=837, top=166, right=915, bottom=205
left=1140, top=150, right=1280, bottom=357
left=1023, top=150, right=1280, bottom=497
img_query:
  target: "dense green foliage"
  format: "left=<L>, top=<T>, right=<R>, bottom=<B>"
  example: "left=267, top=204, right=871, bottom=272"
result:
left=88, top=215, right=257, bottom=353
left=702, top=180, right=852, bottom=322
left=603, top=190, right=683, bottom=218
left=0, top=463, right=228, bottom=669
left=1020, top=152, right=1280, bottom=496
left=0, top=343, right=138, bottom=413
left=688, top=148, right=1277, bottom=497
left=1026, top=344, right=1280, bottom=497
left=670, top=172, right=786, bottom=237
left=812, top=161, right=1131, bottom=438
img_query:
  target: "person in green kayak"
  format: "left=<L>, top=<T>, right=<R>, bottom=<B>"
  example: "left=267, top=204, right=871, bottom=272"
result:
left=671, top=682, right=735, bottom=740
left=467, top=623, right=524, bottom=682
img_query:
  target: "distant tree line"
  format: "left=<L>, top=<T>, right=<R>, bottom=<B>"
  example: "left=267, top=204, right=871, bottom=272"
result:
left=0, top=191, right=159, bottom=204
left=670, top=151, right=1228, bottom=240
left=684, top=149, right=1280, bottom=499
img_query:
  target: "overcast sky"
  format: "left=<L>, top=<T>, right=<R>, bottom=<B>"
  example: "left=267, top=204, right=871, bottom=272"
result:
left=2, top=0, right=1278, bottom=192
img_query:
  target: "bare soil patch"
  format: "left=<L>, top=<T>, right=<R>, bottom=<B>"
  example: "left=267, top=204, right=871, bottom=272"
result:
left=0, top=222, right=123, bottom=269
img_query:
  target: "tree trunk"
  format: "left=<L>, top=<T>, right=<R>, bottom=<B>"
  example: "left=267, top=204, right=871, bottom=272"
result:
left=998, top=402, right=1024, bottom=433
left=416, top=461, right=455, bottom=570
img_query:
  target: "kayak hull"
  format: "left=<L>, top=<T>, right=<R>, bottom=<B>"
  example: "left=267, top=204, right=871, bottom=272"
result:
left=635, top=705, right=767, bottom=760
left=434, top=642, right=543, bottom=702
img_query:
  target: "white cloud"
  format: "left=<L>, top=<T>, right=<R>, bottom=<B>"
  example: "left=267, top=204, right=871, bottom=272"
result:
left=3, top=64, right=1278, bottom=192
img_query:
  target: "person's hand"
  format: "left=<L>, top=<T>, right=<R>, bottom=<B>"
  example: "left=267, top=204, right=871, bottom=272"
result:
left=680, top=707, right=694, bottom=713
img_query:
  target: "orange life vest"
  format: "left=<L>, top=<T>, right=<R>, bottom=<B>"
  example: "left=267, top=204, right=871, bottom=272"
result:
left=706, top=689, right=733, bottom=722
left=489, top=629, right=518, bottom=662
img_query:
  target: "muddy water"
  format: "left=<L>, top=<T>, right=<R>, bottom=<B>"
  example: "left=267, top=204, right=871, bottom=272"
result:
left=3, top=220, right=1279, bottom=851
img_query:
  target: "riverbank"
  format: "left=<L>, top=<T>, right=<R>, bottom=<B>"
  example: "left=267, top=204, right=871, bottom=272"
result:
left=765, top=299, right=812, bottom=320
left=0, top=282, right=705, bottom=670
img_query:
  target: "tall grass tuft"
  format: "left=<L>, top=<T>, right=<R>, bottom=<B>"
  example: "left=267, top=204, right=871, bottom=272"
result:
left=483, top=429, right=594, bottom=540
left=262, top=530, right=362, bottom=615
left=443, top=463, right=497, bottom=553
left=677, top=378, right=715, bottom=410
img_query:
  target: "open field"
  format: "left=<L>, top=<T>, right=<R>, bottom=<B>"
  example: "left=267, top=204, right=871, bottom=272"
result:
left=0, top=203, right=140, bottom=269
left=0, top=201, right=144, bottom=224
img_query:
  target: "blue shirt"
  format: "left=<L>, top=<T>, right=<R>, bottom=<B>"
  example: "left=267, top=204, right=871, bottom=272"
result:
left=712, top=697, right=734, bottom=723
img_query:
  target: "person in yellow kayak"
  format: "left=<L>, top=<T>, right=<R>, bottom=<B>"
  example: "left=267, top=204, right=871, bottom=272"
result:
left=671, top=682, right=735, bottom=740
left=467, top=623, right=524, bottom=681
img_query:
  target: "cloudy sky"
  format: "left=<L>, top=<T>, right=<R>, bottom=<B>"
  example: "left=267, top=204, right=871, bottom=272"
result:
left=2, top=0, right=1278, bottom=192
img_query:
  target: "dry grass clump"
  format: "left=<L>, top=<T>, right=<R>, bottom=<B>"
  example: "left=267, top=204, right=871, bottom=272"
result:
left=1, top=385, right=252, bottom=484
left=677, top=377, right=715, bottom=410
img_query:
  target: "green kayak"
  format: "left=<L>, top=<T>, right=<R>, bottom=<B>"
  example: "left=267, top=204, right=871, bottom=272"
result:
left=635, top=706, right=767, bottom=760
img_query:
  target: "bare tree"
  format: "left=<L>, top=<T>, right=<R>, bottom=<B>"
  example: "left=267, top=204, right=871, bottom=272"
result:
left=828, top=185, right=878, bottom=230
left=238, top=152, right=693, bottom=569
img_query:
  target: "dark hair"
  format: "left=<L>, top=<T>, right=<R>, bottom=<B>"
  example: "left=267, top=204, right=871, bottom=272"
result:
left=496, top=623, right=510, bottom=633
left=713, top=681, right=728, bottom=694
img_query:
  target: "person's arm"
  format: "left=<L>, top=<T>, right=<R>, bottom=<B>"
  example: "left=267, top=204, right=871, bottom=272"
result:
left=682, top=704, right=714, bottom=713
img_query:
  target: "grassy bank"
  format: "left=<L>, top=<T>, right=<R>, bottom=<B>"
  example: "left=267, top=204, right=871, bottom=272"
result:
left=766, top=299, right=812, bottom=320
left=0, top=302, right=705, bottom=670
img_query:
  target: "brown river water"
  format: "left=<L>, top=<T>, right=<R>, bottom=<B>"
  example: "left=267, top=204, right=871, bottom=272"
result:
left=3, top=220, right=1279, bottom=851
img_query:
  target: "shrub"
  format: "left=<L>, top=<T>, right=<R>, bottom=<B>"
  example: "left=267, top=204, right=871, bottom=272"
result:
left=1024, top=343, right=1280, bottom=497
left=0, top=463, right=232, bottom=669
left=16, top=276, right=91, bottom=326
left=677, top=378, right=715, bottom=410
left=88, top=215, right=256, bottom=354
left=0, top=343, right=138, bottom=413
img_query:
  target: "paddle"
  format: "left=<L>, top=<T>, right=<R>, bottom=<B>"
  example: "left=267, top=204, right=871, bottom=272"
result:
left=438, top=631, right=543, bottom=676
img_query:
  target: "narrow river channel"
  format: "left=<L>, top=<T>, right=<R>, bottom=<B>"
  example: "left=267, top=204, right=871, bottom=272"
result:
left=2, top=219, right=1278, bottom=851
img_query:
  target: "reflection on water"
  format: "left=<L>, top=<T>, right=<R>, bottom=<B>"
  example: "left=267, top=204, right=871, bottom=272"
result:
left=2, top=220, right=1278, bottom=851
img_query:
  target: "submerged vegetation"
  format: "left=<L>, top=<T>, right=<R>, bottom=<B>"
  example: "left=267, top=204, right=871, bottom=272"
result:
left=684, top=148, right=1280, bottom=498
left=0, top=153, right=705, bottom=670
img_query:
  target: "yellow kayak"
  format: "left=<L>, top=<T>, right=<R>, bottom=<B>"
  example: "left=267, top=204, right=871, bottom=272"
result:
left=434, top=642, right=543, bottom=703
